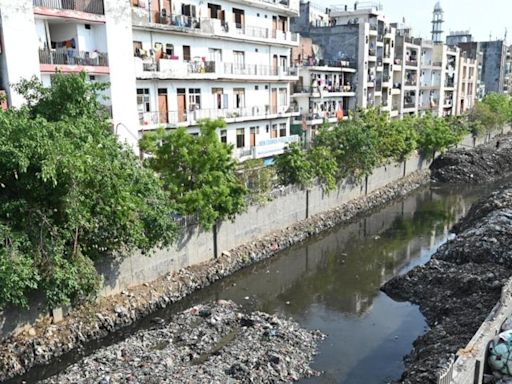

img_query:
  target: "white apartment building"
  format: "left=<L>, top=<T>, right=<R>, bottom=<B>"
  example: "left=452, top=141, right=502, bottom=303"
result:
left=290, top=37, right=356, bottom=142
left=0, top=0, right=140, bottom=149
left=417, top=41, right=459, bottom=116
left=0, top=0, right=300, bottom=161
left=456, top=54, right=478, bottom=115
left=131, top=0, right=301, bottom=160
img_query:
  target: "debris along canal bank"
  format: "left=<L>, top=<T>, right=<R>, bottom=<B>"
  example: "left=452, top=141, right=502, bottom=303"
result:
left=382, top=185, right=512, bottom=384
left=5, top=177, right=506, bottom=384
left=40, top=300, right=325, bottom=384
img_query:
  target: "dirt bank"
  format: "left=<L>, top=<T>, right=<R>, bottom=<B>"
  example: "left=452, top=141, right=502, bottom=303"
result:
left=0, top=170, right=429, bottom=383
left=430, top=134, right=512, bottom=184
left=382, top=186, right=512, bottom=384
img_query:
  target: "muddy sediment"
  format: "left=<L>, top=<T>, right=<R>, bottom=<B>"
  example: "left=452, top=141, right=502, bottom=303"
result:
left=430, top=134, right=512, bottom=184
left=0, top=170, right=429, bottom=383
left=383, top=165, right=512, bottom=382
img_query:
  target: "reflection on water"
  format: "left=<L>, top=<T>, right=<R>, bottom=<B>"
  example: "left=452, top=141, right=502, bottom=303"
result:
left=179, top=182, right=503, bottom=384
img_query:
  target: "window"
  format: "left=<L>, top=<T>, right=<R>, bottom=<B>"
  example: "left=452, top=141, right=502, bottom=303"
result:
left=236, top=128, right=245, bottom=148
left=188, top=88, right=201, bottom=111
left=279, top=123, right=287, bottom=137
left=234, top=88, right=245, bottom=109
left=209, top=48, right=222, bottom=62
left=208, top=3, right=223, bottom=19
left=278, top=16, right=287, bottom=32
left=233, top=8, right=244, bottom=28
left=212, top=88, right=226, bottom=109
left=233, top=51, right=245, bottom=68
left=220, top=129, right=227, bottom=144
left=133, top=41, right=142, bottom=57
left=136, top=88, right=150, bottom=113
left=183, top=45, right=191, bottom=61
left=279, top=55, right=287, bottom=69
left=271, top=124, right=278, bottom=138
left=165, top=43, right=174, bottom=56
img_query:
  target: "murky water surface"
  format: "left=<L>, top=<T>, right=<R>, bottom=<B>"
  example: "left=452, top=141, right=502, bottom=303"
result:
left=14, top=181, right=508, bottom=384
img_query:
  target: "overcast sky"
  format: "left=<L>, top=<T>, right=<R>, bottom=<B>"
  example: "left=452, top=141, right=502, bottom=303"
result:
left=311, top=0, right=511, bottom=43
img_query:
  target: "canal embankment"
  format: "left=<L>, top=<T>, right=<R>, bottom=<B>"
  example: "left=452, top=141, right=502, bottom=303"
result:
left=382, top=135, right=512, bottom=384
left=0, top=167, right=429, bottom=382
left=1, top=130, right=509, bottom=383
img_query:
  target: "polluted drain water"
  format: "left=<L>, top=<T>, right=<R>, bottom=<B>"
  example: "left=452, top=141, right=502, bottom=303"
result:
left=11, top=181, right=509, bottom=384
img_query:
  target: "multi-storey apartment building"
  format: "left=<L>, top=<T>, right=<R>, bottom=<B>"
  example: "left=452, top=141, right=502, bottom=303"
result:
left=458, top=39, right=507, bottom=96
left=456, top=53, right=478, bottom=114
left=416, top=41, right=459, bottom=116
left=0, top=0, right=140, bottom=149
left=290, top=37, right=356, bottom=142
left=131, top=0, right=301, bottom=160
left=0, top=0, right=301, bottom=161
left=418, top=39, right=443, bottom=115
left=392, top=24, right=420, bottom=117
left=291, top=1, right=400, bottom=118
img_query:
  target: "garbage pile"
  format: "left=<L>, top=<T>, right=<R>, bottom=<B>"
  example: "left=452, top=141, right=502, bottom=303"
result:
left=40, top=300, right=324, bottom=384
left=382, top=186, right=512, bottom=384
left=430, top=135, right=512, bottom=184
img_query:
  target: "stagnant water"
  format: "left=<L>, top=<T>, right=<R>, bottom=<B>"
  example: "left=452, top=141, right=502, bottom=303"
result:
left=12, top=181, right=507, bottom=384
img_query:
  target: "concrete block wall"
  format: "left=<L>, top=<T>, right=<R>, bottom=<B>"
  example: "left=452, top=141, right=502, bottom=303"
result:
left=308, top=178, right=364, bottom=217
left=217, top=186, right=307, bottom=252
left=97, top=224, right=214, bottom=296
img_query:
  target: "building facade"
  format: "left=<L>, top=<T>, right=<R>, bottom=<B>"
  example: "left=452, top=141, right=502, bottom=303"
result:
left=131, top=0, right=301, bottom=160
left=290, top=37, right=356, bottom=142
left=0, top=0, right=140, bottom=149
left=0, top=0, right=301, bottom=161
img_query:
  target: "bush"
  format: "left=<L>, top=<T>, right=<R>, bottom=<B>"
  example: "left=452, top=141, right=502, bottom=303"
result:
left=0, top=73, right=176, bottom=309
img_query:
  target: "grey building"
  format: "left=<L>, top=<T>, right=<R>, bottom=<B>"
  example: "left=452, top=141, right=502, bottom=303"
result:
left=458, top=40, right=507, bottom=94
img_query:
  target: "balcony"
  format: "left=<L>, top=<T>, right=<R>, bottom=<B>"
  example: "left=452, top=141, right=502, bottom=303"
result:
left=137, top=58, right=298, bottom=80
left=405, top=59, right=418, bottom=67
left=368, top=48, right=376, bottom=58
left=139, top=105, right=299, bottom=128
left=403, top=102, right=416, bottom=109
left=33, top=0, right=104, bottom=15
left=39, top=49, right=109, bottom=73
left=293, top=85, right=356, bottom=95
left=131, top=11, right=298, bottom=46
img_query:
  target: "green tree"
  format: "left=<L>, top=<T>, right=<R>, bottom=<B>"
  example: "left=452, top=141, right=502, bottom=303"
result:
left=376, top=116, right=418, bottom=163
left=140, top=119, right=247, bottom=229
left=308, top=146, right=338, bottom=192
left=415, top=113, right=464, bottom=157
left=481, top=93, right=512, bottom=127
left=274, top=141, right=314, bottom=188
left=0, top=73, right=176, bottom=309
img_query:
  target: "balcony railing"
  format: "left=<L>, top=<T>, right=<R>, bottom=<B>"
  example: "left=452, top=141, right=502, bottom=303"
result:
left=33, top=0, right=104, bottom=15
left=404, top=80, right=417, bottom=86
left=141, top=59, right=297, bottom=77
left=405, top=59, right=418, bottom=67
left=293, top=85, right=356, bottom=94
left=368, top=48, right=376, bottom=57
left=39, top=49, right=108, bottom=66
left=403, top=102, right=416, bottom=109
left=139, top=105, right=298, bottom=126
left=135, top=11, right=298, bottom=44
